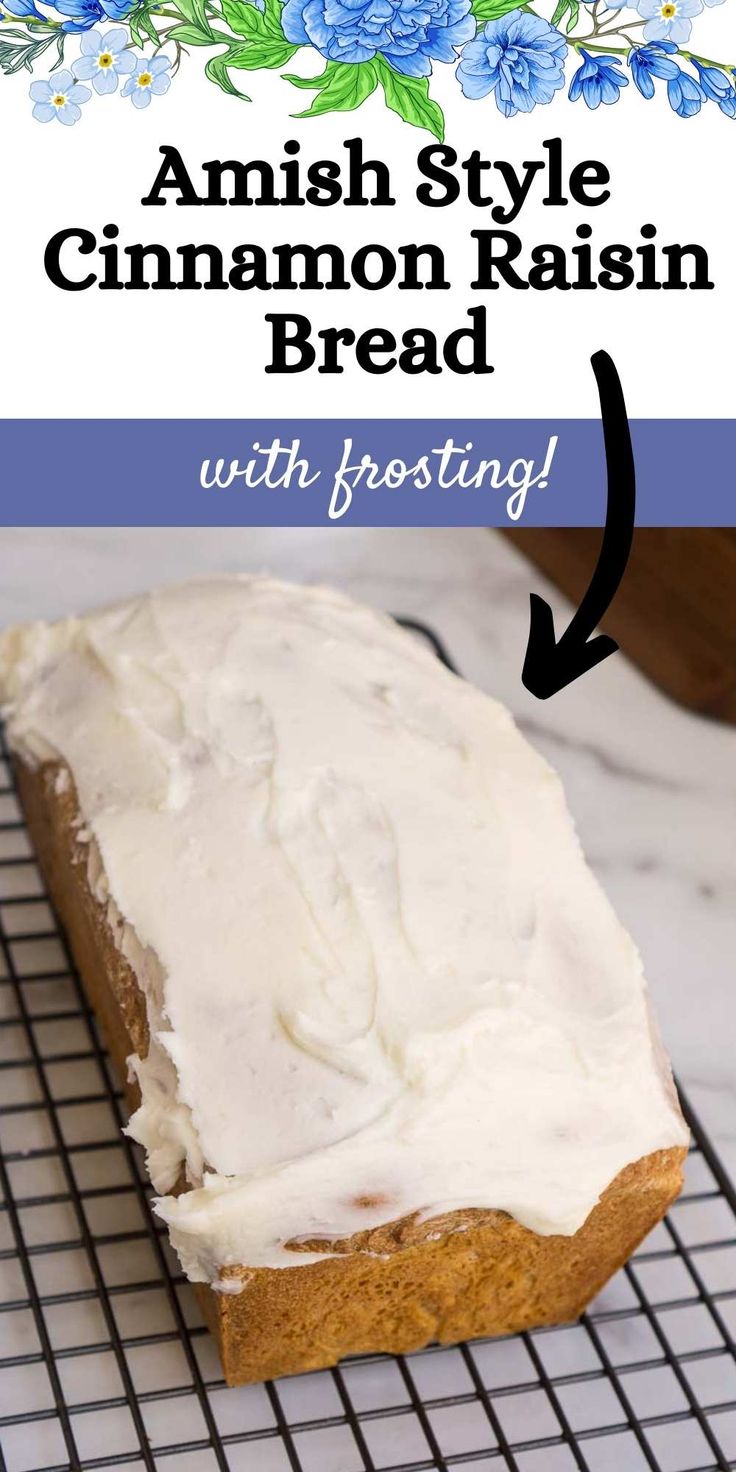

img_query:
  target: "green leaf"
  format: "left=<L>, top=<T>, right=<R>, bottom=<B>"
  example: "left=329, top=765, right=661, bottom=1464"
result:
left=285, top=55, right=443, bottom=134
left=128, top=4, right=171, bottom=45
left=222, top=0, right=266, bottom=34
left=0, top=25, right=63, bottom=75
left=289, top=59, right=378, bottom=117
left=140, top=7, right=163, bottom=43
left=551, top=0, right=579, bottom=28
left=48, top=37, right=65, bottom=69
left=218, top=0, right=295, bottom=64
left=167, top=20, right=214, bottom=40
left=222, top=0, right=287, bottom=33
left=128, top=10, right=145, bottom=43
left=205, top=46, right=251, bottom=95
left=373, top=56, right=444, bottom=139
left=228, top=35, right=297, bottom=64
left=262, top=0, right=288, bottom=34
left=283, top=58, right=340, bottom=89
left=282, top=68, right=323, bottom=87
left=176, top=0, right=210, bottom=31
left=471, top=0, right=521, bottom=18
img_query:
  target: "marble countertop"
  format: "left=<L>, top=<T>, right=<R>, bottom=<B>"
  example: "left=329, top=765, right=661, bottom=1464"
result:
left=0, top=525, right=733, bottom=1179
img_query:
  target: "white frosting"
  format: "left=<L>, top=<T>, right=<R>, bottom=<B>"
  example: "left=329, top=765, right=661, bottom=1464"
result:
left=0, top=576, right=687, bottom=1285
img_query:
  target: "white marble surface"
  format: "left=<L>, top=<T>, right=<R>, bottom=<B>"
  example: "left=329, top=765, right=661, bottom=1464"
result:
left=0, top=525, right=733, bottom=1180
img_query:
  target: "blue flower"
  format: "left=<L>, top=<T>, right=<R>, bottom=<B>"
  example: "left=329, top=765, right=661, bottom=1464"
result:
left=569, top=48, right=629, bottom=106
left=691, top=58, right=736, bottom=114
left=98, top=0, right=137, bottom=17
left=72, top=25, right=136, bottom=91
left=636, top=0, right=702, bottom=45
left=282, top=0, right=474, bottom=79
left=54, top=0, right=103, bottom=30
left=629, top=39, right=679, bottom=96
left=55, top=0, right=134, bottom=30
left=121, top=51, right=170, bottom=105
left=56, top=0, right=104, bottom=29
left=29, top=67, right=91, bottom=121
left=3, top=0, right=46, bottom=18
left=666, top=64, right=705, bottom=113
left=456, top=10, right=566, bottom=115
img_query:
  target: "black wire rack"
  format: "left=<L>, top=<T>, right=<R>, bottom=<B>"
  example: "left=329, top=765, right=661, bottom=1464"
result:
left=0, top=618, right=735, bottom=1472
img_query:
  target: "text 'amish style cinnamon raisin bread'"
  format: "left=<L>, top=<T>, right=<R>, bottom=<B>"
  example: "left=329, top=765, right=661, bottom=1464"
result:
left=0, top=576, right=688, bottom=1384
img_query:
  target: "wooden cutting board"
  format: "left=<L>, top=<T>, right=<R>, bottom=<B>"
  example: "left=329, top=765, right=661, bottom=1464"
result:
left=503, top=529, right=736, bottom=724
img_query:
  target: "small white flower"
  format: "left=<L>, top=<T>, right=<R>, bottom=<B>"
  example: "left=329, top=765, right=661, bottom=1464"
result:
left=29, top=69, right=91, bottom=124
left=121, top=53, right=171, bottom=108
left=72, top=27, right=136, bottom=95
left=637, top=0, right=703, bottom=42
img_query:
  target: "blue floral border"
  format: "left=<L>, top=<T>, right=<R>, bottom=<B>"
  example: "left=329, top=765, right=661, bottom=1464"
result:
left=1, top=0, right=733, bottom=135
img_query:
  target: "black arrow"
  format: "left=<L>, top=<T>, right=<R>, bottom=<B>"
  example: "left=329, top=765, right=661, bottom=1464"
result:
left=522, top=349, right=636, bottom=700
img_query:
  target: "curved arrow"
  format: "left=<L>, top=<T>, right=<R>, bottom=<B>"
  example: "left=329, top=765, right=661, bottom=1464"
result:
left=522, top=349, right=636, bottom=700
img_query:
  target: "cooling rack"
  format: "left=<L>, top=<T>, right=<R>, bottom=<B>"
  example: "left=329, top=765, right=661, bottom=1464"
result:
left=0, top=619, right=735, bottom=1472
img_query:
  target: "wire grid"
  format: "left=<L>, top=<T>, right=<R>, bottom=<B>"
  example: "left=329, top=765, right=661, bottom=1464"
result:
left=0, top=620, right=735, bottom=1472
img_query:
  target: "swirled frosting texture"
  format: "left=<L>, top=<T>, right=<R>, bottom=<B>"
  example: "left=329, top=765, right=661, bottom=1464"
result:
left=0, top=577, right=687, bottom=1282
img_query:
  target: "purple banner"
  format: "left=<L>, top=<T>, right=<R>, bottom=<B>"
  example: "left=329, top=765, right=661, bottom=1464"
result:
left=1, top=419, right=733, bottom=526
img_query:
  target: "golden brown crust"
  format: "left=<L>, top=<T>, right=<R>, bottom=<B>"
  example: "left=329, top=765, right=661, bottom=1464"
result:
left=14, top=756, right=687, bottom=1385
left=16, top=760, right=149, bottom=1107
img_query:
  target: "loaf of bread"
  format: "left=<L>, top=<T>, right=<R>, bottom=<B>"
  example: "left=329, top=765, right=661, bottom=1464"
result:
left=0, top=577, right=688, bottom=1385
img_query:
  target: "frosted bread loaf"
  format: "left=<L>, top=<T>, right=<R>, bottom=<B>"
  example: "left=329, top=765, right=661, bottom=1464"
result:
left=0, top=577, right=688, bottom=1383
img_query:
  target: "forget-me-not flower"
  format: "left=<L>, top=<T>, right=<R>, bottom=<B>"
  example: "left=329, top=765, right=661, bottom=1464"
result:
left=72, top=26, right=135, bottom=92
left=121, top=52, right=170, bottom=106
left=569, top=49, right=629, bottom=106
left=456, top=10, right=567, bottom=115
left=637, top=0, right=703, bottom=45
left=29, top=68, right=91, bottom=122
